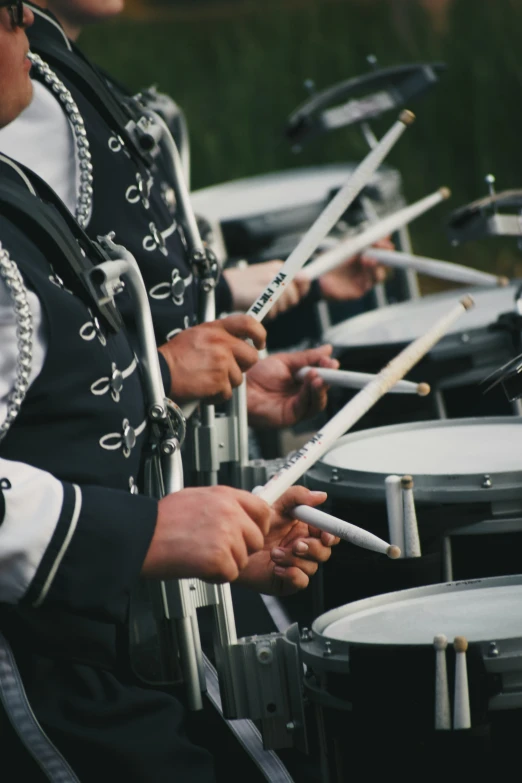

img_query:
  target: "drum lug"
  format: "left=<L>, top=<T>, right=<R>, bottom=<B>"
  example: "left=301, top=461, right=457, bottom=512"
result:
left=482, top=474, right=493, bottom=488
left=218, top=625, right=308, bottom=752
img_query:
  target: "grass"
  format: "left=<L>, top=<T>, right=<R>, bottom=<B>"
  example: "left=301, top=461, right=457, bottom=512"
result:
left=80, top=0, right=522, bottom=282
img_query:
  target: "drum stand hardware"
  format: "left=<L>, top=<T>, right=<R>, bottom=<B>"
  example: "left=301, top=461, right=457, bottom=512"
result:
left=447, top=175, right=522, bottom=246
left=86, top=234, right=211, bottom=711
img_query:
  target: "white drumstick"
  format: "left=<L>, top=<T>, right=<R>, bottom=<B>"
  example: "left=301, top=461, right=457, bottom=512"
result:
left=302, top=187, right=451, bottom=281
left=296, top=366, right=430, bottom=396
left=256, top=295, right=474, bottom=505
left=291, top=504, right=401, bottom=558
left=246, top=110, right=415, bottom=323
left=453, top=636, right=471, bottom=730
left=365, top=247, right=509, bottom=288
left=401, top=475, right=422, bottom=558
left=434, top=634, right=451, bottom=730
left=385, top=475, right=405, bottom=555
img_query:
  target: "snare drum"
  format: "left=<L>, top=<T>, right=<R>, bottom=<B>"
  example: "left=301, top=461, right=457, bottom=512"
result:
left=305, top=417, right=522, bottom=613
left=325, top=284, right=521, bottom=426
left=298, top=574, right=522, bottom=778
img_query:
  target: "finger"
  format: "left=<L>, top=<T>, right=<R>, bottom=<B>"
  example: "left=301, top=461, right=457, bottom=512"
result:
left=294, top=274, right=312, bottom=299
left=318, top=355, right=340, bottom=370
left=291, top=536, right=335, bottom=563
left=296, top=379, right=328, bottom=417
left=280, top=344, right=334, bottom=373
left=229, top=338, right=260, bottom=372
left=228, top=361, right=244, bottom=390
left=236, top=491, right=272, bottom=537
left=274, top=487, right=328, bottom=518
left=238, top=519, right=265, bottom=557
left=307, top=527, right=340, bottom=547
left=208, top=380, right=233, bottom=405
left=220, top=314, right=267, bottom=350
left=272, top=564, right=313, bottom=590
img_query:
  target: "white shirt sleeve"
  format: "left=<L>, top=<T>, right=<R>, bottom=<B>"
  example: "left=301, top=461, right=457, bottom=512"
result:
left=0, top=458, right=65, bottom=604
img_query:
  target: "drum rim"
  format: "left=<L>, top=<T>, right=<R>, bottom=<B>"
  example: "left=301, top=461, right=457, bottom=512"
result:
left=311, top=572, right=522, bottom=640
left=305, top=416, right=522, bottom=504
left=325, top=283, right=520, bottom=349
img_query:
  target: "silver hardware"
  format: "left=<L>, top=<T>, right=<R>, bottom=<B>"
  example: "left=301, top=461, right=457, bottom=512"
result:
left=323, top=641, right=333, bottom=657
left=129, top=477, right=139, bottom=495
left=331, top=468, right=340, bottom=482
left=482, top=474, right=493, bottom=488
left=488, top=642, right=500, bottom=657
left=122, top=419, right=136, bottom=455
left=110, top=365, right=124, bottom=398
left=28, top=53, right=93, bottom=229
left=149, top=403, right=166, bottom=420
left=460, top=333, right=470, bottom=343
left=0, top=244, right=33, bottom=442
left=256, top=644, right=274, bottom=665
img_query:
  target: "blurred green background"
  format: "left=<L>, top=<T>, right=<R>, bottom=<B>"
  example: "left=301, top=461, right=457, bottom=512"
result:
left=80, top=0, right=522, bottom=286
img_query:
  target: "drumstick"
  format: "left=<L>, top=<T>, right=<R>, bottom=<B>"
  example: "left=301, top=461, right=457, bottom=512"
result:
left=401, top=475, right=422, bottom=558
left=246, top=110, right=415, bottom=323
left=291, top=504, right=401, bottom=558
left=453, top=636, right=471, bottom=730
left=385, top=475, right=405, bottom=555
left=255, top=295, right=474, bottom=505
left=365, top=248, right=509, bottom=288
left=301, top=187, right=451, bottom=281
left=434, top=634, right=451, bottom=730
left=295, top=366, right=430, bottom=396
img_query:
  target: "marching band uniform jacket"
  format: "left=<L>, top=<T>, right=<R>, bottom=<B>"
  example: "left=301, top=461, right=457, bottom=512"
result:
left=0, top=156, right=215, bottom=782
left=23, top=3, right=233, bottom=346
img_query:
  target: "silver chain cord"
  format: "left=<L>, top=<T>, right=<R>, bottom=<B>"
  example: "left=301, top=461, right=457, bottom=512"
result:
left=27, top=52, right=94, bottom=228
left=0, top=243, right=33, bottom=442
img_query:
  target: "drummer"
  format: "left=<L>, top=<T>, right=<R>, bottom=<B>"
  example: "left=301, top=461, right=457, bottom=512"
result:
left=6, top=0, right=390, bottom=348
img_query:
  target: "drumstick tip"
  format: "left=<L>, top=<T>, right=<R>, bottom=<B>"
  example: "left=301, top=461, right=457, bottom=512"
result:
left=399, top=109, right=416, bottom=126
left=453, top=636, right=468, bottom=653
left=459, top=294, right=475, bottom=311
left=417, top=382, right=431, bottom=397
left=439, top=186, right=451, bottom=200
left=387, top=545, right=401, bottom=559
left=497, top=275, right=510, bottom=287
left=433, top=634, right=448, bottom=650
left=400, top=475, right=414, bottom=490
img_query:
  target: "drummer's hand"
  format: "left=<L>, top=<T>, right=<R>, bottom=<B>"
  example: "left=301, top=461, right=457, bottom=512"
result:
left=318, top=237, right=392, bottom=301
left=246, top=345, right=339, bottom=428
left=223, top=260, right=311, bottom=319
left=158, top=315, right=266, bottom=404
left=236, top=486, right=339, bottom=596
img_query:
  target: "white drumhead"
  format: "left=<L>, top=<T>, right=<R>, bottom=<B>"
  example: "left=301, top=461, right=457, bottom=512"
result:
left=326, top=285, right=518, bottom=348
left=322, top=420, right=520, bottom=476
left=324, top=582, right=522, bottom=645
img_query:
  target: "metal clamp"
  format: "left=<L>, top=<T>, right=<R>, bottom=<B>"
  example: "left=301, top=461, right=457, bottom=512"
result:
left=219, top=624, right=308, bottom=752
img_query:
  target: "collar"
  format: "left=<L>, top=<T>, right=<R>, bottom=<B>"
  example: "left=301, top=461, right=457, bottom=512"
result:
left=26, top=2, right=73, bottom=50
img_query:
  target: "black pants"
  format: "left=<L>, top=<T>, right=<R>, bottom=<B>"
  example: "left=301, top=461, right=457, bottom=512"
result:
left=0, top=641, right=216, bottom=783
